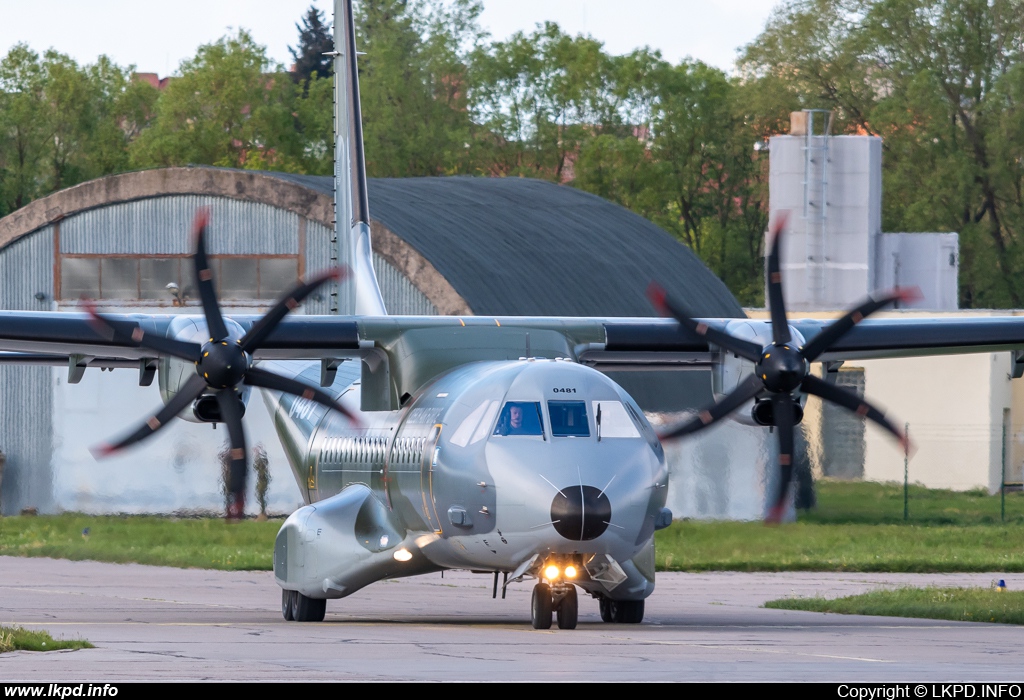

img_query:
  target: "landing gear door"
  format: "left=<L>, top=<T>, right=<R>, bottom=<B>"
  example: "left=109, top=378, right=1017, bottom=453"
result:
left=419, top=424, right=444, bottom=533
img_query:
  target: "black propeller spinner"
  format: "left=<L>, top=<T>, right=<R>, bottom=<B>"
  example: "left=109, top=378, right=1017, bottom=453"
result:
left=87, top=209, right=360, bottom=520
left=649, top=213, right=916, bottom=523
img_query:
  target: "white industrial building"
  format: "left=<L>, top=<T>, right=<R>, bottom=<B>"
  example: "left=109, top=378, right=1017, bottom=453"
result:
left=764, top=111, right=1019, bottom=495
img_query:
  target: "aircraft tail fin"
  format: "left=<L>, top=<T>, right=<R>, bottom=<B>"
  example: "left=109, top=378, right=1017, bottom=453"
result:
left=334, top=0, right=386, bottom=316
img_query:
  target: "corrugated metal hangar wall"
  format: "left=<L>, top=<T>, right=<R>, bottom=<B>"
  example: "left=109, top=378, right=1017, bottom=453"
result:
left=0, top=186, right=437, bottom=515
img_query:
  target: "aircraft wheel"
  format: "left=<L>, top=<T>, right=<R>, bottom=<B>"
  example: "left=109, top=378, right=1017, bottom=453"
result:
left=292, top=592, right=327, bottom=622
left=556, top=586, right=578, bottom=630
left=599, top=596, right=614, bottom=623
left=282, top=589, right=296, bottom=621
left=531, top=583, right=552, bottom=629
left=613, top=599, right=644, bottom=624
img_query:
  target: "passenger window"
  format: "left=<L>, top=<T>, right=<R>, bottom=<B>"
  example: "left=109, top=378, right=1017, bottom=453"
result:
left=493, top=402, right=544, bottom=437
left=548, top=401, right=590, bottom=437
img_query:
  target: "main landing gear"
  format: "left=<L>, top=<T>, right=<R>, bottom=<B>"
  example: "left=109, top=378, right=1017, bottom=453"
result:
left=598, top=595, right=644, bottom=624
left=531, top=582, right=578, bottom=629
left=282, top=589, right=326, bottom=622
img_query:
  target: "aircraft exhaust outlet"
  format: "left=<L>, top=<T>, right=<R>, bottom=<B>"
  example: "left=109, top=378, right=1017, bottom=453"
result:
left=191, top=394, right=245, bottom=423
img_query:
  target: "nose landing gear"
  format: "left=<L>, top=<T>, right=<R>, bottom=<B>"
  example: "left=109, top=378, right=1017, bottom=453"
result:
left=531, top=582, right=579, bottom=629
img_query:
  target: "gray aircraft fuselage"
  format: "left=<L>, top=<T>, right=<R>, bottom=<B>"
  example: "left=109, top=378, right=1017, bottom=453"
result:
left=260, top=357, right=668, bottom=604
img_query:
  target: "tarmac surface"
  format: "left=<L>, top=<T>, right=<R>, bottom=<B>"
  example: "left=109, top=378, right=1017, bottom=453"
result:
left=3, top=556, right=1024, bottom=681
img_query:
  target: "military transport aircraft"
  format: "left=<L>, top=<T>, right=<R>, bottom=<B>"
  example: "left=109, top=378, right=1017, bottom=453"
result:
left=2, top=0, right=1024, bottom=630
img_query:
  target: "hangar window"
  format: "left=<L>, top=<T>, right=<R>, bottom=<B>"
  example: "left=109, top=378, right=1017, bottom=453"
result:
left=140, top=258, right=182, bottom=300
left=59, top=255, right=299, bottom=301
left=60, top=258, right=100, bottom=299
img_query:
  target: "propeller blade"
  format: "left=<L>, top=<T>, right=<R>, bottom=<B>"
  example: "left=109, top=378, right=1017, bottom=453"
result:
left=191, top=210, right=229, bottom=343
left=85, top=303, right=201, bottom=362
left=91, top=374, right=208, bottom=458
left=799, top=287, right=923, bottom=362
left=647, top=282, right=762, bottom=362
left=239, top=268, right=347, bottom=354
left=216, top=388, right=248, bottom=520
left=657, top=374, right=763, bottom=441
left=766, top=212, right=791, bottom=345
left=245, top=366, right=361, bottom=425
left=801, top=374, right=912, bottom=453
left=765, top=393, right=795, bottom=524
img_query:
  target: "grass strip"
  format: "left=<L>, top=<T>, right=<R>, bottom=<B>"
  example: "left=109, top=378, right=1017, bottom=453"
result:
left=801, top=481, right=1024, bottom=526
left=0, top=625, right=92, bottom=653
left=1, top=482, right=1024, bottom=573
left=654, top=520, right=1024, bottom=572
left=765, top=587, right=1024, bottom=625
left=0, top=514, right=279, bottom=570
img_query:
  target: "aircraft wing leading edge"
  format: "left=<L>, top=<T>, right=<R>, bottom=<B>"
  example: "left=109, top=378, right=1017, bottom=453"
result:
left=0, top=311, right=1023, bottom=369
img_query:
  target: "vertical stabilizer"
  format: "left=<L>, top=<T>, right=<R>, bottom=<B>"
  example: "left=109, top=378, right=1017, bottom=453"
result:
left=334, top=0, right=387, bottom=316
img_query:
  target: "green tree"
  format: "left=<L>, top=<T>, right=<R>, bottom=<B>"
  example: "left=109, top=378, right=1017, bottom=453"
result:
left=130, top=30, right=300, bottom=171
left=82, top=56, right=160, bottom=177
left=572, top=55, right=769, bottom=305
left=469, top=22, right=620, bottom=179
left=0, top=46, right=153, bottom=215
left=355, top=0, right=483, bottom=177
left=740, top=0, right=1024, bottom=308
left=0, top=44, right=47, bottom=215
left=293, top=72, right=336, bottom=175
left=290, top=5, right=334, bottom=88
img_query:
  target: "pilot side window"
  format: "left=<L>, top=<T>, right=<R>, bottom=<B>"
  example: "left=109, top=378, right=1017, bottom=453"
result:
left=592, top=401, right=641, bottom=439
left=548, top=401, right=590, bottom=437
left=492, top=401, right=544, bottom=437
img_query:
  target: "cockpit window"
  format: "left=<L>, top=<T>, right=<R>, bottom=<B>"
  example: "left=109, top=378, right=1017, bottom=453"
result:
left=548, top=401, right=590, bottom=437
left=493, top=401, right=545, bottom=436
left=593, top=401, right=641, bottom=439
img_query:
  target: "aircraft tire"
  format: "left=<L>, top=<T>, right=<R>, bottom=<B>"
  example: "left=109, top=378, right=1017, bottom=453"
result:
left=613, top=599, right=644, bottom=624
left=599, top=596, right=614, bottom=622
left=556, top=586, right=578, bottom=630
left=282, top=589, right=295, bottom=621
left=531, top=583, right=552, bottom=629
left=292, top=592, right=327, bottom=622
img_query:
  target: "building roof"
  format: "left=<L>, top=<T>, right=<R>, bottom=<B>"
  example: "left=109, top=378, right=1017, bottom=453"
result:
left=267, top=172, right=744, bottom=318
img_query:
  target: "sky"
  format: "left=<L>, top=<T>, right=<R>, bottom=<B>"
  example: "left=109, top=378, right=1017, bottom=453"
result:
left=0, top=0, right=779, bottom=77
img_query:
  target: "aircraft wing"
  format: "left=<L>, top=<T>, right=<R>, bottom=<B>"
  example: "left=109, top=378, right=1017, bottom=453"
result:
left=0, top=310, right=361, bottom=362
left=597, top=316, right=1024, bottom=364
left=1, top=310, right=1024, bottom=398
left=2, top=309, right=1024, bottom=364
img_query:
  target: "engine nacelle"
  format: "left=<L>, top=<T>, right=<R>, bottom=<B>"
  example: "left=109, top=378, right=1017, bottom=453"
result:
left=156, top=315, right=251, bottom=424
left=710, top=320, right=807, bottom=426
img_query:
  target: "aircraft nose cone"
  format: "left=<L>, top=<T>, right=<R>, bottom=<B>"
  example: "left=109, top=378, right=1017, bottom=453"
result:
left=550, top=485, right=612, bottom=541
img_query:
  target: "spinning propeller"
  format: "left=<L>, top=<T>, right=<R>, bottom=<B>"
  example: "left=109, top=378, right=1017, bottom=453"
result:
left=649, top=213, right=916, bottom=522
left=87, top=210, right=359, bottom=519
